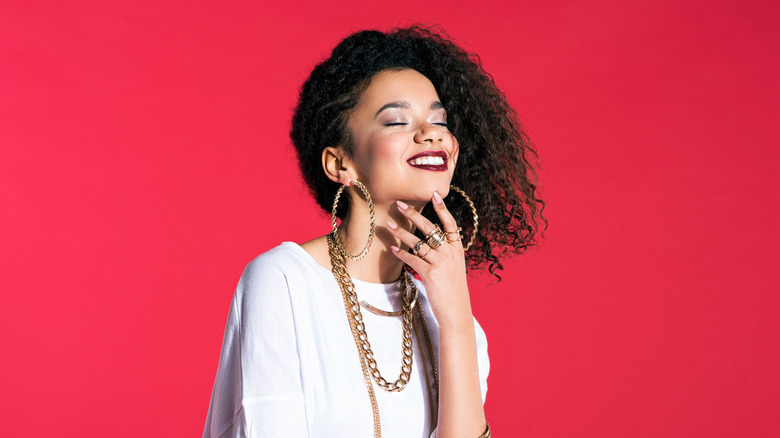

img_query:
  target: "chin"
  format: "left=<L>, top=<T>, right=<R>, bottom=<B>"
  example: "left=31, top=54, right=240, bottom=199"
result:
left=433, top=180, right=453, bottom=196
left=408, top=183, right=451, bottom=202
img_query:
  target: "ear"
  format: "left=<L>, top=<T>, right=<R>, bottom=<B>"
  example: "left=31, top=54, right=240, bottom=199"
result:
left=322, top=146, right=357, bottom=185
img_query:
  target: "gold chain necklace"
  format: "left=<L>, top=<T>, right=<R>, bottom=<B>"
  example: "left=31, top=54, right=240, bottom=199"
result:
left=328, top=232, right=438, bottom=437
left=412, top=288, right=439, bottom=435
left=328, top=232, right=414, bottom=391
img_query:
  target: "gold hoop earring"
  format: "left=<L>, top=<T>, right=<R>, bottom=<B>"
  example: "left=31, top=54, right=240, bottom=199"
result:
left=331, top=180, right=376, bottom=260
left=449, top=185, right=479, bottom=251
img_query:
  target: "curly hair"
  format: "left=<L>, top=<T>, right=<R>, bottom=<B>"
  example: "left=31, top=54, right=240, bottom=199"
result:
left=290, top=25, right=546, bottom=279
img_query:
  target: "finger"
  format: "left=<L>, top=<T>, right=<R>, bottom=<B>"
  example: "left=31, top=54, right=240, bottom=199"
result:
left=395, top=200, right=438, bottom=236
left=432, top=191, right=460, bottom=236
left=432, top=191, right=464, bottom=249
left=390, top=245, right=429, bottom=272
left=387, top=221, right=441, bottom=264
left=386, top=220, right=424, bottom=251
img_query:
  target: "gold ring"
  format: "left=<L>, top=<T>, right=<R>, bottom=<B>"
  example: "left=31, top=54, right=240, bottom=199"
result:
left=443, top=226, right=462, bottom=243
left=424, top=225, right=446, bottom=249
left=418, top=245, right=432, bottom=260
left=412, top=239, right=428, bottom=256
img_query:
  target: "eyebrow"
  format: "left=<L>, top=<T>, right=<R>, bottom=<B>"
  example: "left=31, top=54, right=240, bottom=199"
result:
left=374, top=101, right=445, bottom=118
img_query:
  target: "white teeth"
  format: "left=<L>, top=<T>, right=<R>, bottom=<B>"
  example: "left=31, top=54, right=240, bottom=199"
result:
left=410, top=156, right=445, bottom=166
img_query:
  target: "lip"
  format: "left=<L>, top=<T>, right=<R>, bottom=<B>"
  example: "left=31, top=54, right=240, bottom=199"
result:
left=407, top=150, right=448, bottom=172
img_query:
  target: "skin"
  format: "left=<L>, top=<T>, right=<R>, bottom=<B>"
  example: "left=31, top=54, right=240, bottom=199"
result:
left=300, top=68, right=485, bottom=437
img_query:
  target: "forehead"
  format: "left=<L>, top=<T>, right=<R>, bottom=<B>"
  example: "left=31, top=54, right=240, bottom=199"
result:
left=358, top=69, right=441, bottom=107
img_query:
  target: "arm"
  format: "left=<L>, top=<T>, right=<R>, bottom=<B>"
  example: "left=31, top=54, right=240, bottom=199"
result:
left=435, top=301, right=486, bottom=437
left=388, top=193, right=488, bottom=438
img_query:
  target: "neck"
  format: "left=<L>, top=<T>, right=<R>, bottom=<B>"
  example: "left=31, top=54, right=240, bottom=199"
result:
left=336, top=200, right=420, bottom=284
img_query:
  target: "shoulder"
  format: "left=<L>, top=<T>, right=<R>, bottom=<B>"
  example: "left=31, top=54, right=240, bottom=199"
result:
left=239, top=242, right=317, bottom=284
left=234, top=242, right=322, bottom=310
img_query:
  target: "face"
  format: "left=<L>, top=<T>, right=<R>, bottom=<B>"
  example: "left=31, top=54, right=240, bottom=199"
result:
left=344, top=68, right=459, bottom=205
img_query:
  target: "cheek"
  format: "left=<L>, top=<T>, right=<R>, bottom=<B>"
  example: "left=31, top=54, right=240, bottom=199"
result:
left=360, top=133, right=406, bottom=168
left=448, top=134, right=460, bottom=165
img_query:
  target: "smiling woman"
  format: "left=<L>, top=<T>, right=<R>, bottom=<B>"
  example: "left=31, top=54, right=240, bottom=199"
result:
left=331, top=69, right=459, bottom=208
left=203, top=26, right=545, bottom=438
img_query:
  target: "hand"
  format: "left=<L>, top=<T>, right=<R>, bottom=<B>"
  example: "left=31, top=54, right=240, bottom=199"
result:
left=387, top=191, right=473, bottom=327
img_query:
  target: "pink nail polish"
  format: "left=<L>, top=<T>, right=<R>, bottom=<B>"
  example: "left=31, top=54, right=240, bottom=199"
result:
left=396, top=200, right=408, bottom=210
left=387, top=221, right=397, bottom=230
left=433, top=192, right=443, bottom=204
left=391, top=246, right=400, bottom=252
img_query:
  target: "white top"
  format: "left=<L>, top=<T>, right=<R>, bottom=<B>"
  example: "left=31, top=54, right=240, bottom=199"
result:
left=203, top=242, right=489, bottom=438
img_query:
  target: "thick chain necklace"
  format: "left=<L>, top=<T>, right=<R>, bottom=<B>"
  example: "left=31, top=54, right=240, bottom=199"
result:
left=328, top=232, right=438, bottom=437
left=328, top=232, right=414, bottom=391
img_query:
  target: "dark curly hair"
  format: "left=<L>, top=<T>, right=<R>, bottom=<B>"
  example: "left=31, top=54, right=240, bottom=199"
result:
left=290, top=25, right=546, bottom=278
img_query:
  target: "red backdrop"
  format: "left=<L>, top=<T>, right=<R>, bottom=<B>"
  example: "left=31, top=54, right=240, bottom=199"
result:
left=2, top=0, right=778, bottom=436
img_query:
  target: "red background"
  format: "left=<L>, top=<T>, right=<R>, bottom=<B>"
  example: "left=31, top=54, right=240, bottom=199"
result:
left=2, top=0, right=778, bottom=436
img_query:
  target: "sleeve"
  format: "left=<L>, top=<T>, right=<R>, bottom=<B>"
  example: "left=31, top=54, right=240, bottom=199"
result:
left=203, top=256, right=309, bottom=438
left=473, top=316, right=490, bottom=404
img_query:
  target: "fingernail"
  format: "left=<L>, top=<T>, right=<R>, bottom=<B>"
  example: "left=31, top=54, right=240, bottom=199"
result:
left=391, top=245, right=400, bottom=252
left=396, top=200, right=408, bottom=210
left=386, top=221, right=397, bottom=230
left=433, top=191, right=443, bottom=204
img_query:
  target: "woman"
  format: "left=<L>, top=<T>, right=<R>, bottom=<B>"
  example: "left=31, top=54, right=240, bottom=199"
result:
left=204, top=26, right=545, bottom=438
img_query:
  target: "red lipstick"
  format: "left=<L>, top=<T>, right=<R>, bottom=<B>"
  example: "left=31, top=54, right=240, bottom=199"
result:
left=407, top=151, right=448, bottom=171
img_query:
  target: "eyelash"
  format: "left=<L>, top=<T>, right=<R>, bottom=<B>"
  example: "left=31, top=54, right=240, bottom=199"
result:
left=384, top=122, right=449, bottom=127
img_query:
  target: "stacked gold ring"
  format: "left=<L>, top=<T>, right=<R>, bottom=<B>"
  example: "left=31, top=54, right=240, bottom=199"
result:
left=424, top=225, right=446, bottom=249
left=444, top=226, right=463, bottom=243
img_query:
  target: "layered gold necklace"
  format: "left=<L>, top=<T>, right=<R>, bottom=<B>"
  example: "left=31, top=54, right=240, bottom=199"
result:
left=327, top=232, right=439, bottom=437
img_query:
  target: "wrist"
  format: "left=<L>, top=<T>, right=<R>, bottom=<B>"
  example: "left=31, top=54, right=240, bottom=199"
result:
left=426, top=285, right=472, bottom=326
left=436, top=311, right=475, bottom=333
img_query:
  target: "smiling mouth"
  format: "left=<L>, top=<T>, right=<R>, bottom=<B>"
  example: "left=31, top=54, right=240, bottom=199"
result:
left=407, top=151, right=448, bottom=171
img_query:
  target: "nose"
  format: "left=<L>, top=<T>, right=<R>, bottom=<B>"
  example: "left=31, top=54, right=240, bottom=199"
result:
left=414, top=122, right=443, bottom=144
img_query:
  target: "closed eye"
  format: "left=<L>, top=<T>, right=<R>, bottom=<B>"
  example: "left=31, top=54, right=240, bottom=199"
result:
left=385, top=122, right=408, bottom=126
